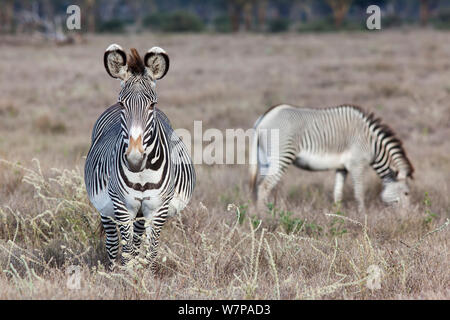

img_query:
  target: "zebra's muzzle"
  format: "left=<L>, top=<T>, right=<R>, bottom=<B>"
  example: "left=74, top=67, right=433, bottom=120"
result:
left=126, top=135, right=145, bottom=172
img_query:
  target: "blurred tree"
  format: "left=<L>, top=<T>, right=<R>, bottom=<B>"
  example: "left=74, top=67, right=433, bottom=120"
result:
left=0, top=0, right=15, bottom=33
left=126, top=0, right=157, bottom=30
left=228, top=0, right=245, bottom=32
left=42, top=0, right=54, bottom=21
left=161, top=10, right=205, bottom=32
left=255, top=0, right=268, bottom=31
left=295, top=0, right=315, bottom=22
left=84, top=0, right=97, bottom=32
left=243, top=0, right=254, bottom=30
left=420, top=0, right=440, bottom=25
left=326, top=0, right=353, bottom=27
left=227, top=0, right=261, bottom=31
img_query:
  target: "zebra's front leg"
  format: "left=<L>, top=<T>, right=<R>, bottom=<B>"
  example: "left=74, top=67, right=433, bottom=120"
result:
left=349, top=165, right=366, bottom=213
left=113, top=201, right=135, bottom=266
left=334, top=169, right=347, bottom=204
left=101, top=216, right=119, bottom=271
left=143, top=200, right=170, bottom=273
left=132, top=218, right=146, bottom=258
left=256, top=156, right=294, bottom=211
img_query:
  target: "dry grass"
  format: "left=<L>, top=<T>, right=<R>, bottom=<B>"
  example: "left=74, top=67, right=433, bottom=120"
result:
left=0, top=30, right=449, bottom=299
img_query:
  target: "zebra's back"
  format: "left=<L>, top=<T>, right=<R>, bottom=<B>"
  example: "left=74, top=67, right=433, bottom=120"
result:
left=255, top=104, right=372, bottom=157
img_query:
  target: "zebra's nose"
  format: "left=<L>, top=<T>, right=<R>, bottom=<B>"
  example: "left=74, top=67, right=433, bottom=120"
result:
left=126, top=135, right=144, bottom=171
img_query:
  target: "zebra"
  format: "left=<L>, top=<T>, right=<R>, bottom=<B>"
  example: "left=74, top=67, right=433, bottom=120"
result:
left=249, top=104, right=413, bottom=212
left=85, top=44, right=195, bottom=270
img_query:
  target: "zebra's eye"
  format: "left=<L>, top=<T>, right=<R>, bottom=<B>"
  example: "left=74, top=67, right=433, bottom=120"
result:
left=404, top=192, right=409, bottom=196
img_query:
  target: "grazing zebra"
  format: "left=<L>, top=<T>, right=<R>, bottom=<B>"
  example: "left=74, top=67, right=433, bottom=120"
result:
left=85, top=44, right=195, bottom=270
left=249, top=104, right=413, bottom=212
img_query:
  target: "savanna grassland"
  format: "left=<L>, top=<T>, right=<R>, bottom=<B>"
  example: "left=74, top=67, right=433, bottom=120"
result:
left=0, top=30, right=449, bottom=299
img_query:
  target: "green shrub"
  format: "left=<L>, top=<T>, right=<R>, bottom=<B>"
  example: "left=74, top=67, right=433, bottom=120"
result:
left=382, top=15, right=403, bottom=28
left=97, top=19, right=126, bottom=33
left=268, top=17, right=290, bottom=33
left=236, top=204, right=248, bottom=225
left=327, top=207, right=347, bottom=237
left=266, top=203, right=305, bottom=235
left=162, top=11, right=205, bottom=32
left=423, top=192, right=438, bottom=228
left=142, top=12, right=171, bottom=30
left=432, top=9, right=450, bottom=30
left=278, top=210, right=303, bottom=234
left=213, top=14, right=232, bottom=33
left=298, top=17, right=364, bottom=33
left=143, top=11, right=204, bottom=32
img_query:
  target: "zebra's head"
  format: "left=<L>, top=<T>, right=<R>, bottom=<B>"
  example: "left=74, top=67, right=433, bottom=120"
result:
left=104, top=44, right=169, bottom=171
left=381, top=173, right=411, bottom=207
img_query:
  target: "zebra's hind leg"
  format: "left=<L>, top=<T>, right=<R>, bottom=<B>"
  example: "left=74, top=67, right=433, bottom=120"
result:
left=334, top=169, right=347, bottom=204
left=101, top=216, right=119, bottom=271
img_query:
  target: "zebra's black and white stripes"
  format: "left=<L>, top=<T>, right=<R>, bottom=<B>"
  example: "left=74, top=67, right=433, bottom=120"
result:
left=85, top=44, right=195, bottom=270
left=250, top=104, right=413, bottom=211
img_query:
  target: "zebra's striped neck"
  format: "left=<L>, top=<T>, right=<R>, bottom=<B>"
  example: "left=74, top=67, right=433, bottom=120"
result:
left=118, top=73, right=158, bottom=105
left=364, top=111, right=413, bottom=181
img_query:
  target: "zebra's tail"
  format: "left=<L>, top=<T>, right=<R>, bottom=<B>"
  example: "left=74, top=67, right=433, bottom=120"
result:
left=249, top=124, right=260, bottom=203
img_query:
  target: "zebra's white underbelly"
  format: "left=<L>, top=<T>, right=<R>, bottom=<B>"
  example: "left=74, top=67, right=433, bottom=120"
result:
left=123, top=188, right=165, bottom=216
left=91, top=189, right=114, bottom=218
left=295, top=151, right=349, bottom=171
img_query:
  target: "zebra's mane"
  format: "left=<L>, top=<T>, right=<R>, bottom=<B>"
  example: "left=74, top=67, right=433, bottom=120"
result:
left=344, top=104, right=414, bottom=179
left=127, top=48, right=146, bottom=75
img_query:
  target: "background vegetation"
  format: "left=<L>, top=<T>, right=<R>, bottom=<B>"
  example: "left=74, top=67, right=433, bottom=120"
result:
left=2, top=0, right=450, bottom=37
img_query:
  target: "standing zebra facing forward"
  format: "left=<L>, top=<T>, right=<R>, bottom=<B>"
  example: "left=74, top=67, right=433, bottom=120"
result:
left=85, top=44, right=195, bottom=270
left=250, top=104, right=413, bottom=212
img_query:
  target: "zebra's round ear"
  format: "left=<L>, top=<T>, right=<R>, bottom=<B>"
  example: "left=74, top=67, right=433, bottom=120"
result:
left=144, top=47, right=169, bottom=80
left=104, top=44, right=129, bottom=80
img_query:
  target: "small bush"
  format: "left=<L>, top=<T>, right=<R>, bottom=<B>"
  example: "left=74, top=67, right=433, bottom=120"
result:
left=0, top=102, right=18, bottom=117
left=268, top=18, right=290, bottom=33
left=33, top=114, right=67, bottom=135
left=143, top=12, right=171, bottom=30
left=266, top=203, right=306, bottom=235
left=146, top=11, right=204, bottom=32
left=298, top=17, right=364, bottom=33
left=97, top=19, right=126, bottom=33
left=213, top=15, right=232, bottom=33
left=423, top=192, right=438, bottom=229
left=382, top=15, right=404, bottom=28
left=432, top=9, right=450, bottom=30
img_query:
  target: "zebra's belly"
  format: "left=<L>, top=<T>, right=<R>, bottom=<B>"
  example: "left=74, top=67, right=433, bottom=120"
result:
left=295, top=151, right=347, bottom=171
left=90, top=189, right=114, bottom=218
left=123, top=188, right=165, bottom=217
